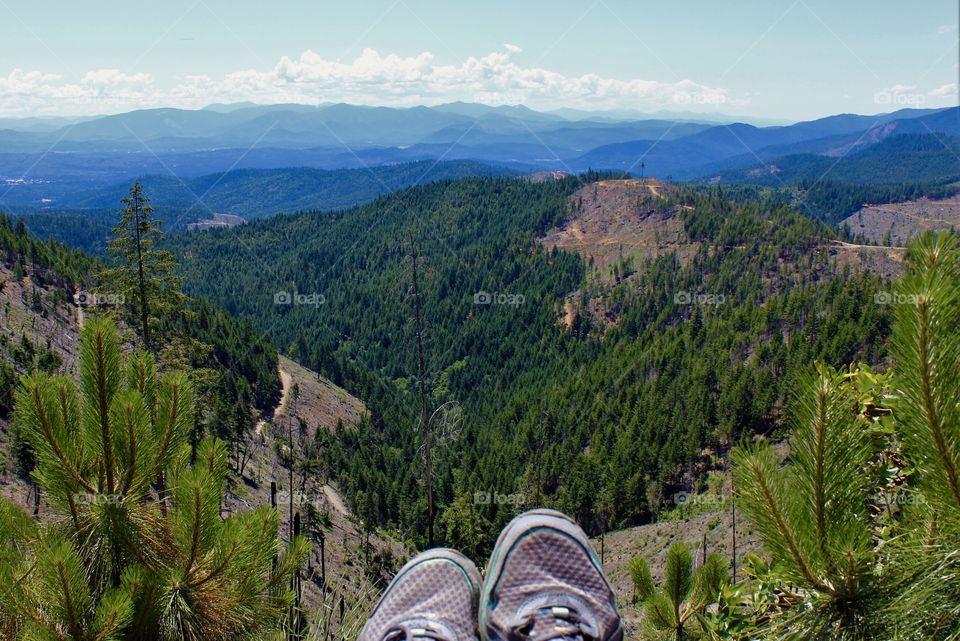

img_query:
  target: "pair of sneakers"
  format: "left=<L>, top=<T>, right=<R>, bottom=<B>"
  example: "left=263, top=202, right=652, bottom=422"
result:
left=360, top=509, right=624, bottom=641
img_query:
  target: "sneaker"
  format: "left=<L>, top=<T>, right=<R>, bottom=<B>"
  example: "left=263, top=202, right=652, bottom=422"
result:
left=480, top=509, right=623, bottom=641
left=361, top=548, right=483, bottom=641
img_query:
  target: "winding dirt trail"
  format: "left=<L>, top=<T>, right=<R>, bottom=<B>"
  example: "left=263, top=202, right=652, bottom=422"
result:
left=275, top=366, right=293, bottom=414
left=830, top=240, right=906, bottom=250
left=255, top=362, right=293, bottom=436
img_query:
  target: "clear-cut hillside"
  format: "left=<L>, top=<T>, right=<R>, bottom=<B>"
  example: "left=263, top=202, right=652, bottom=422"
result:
left=540, top=179, right=696, bottom=273
left=841, top=196, right=960, bottom=246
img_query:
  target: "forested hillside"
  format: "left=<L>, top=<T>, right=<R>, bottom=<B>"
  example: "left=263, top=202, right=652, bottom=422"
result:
left=700, top=134, right=960, bottom=223
left=69, top=160, right=517, bottom=218
left=707, top=133, right=960, bottom=186
left=11, top=160, right=515, bottom=254
left=0, top=211, right=281, bottom=481
left=0, top=197, right=394, bottom=640
left=717, top=178, right=960, bottom=227
left=170, top=175, right=892, bottom=550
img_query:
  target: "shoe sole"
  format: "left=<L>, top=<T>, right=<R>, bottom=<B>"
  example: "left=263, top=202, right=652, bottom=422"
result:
left=371, top=547, right=483, bottom=619
left=479, top=510, right=614, bottom=640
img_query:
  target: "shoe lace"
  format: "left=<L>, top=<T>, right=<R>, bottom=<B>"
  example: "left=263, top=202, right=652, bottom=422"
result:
left=508, top=606, right=597, bottom=641
left=383, top=621, right=455, bottom=641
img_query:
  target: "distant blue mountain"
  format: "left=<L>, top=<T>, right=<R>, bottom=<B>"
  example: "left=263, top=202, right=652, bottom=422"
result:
left=569, top=107, right=958, bottom=178
left=696, top=133, right=960, bottom=186
left=0, top=103, right=954, bottom=196
left=694, top=109, right=960, bottom=185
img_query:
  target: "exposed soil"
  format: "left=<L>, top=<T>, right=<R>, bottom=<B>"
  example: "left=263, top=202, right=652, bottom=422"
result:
left=592, top=507, right=764, bottom=634
left=228, top=354, right=399, bottom=616
left=840, top=196, right=960, bottom=247
left=540, top=179, right=698, bottom=275
left=828, top=240, right=908, bottom=280
left=0, top=261, right=82, bottom=503
left=276, top=355, right=367, bottom=430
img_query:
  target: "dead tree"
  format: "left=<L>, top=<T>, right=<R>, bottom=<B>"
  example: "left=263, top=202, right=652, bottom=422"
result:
left=411, top=248, right=435, bottom=547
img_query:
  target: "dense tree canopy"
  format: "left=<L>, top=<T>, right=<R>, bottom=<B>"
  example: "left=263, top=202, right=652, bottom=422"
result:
left=170, top=176, right=892, bottom=547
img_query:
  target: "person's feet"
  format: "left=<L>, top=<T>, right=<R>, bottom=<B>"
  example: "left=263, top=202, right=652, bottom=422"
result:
left=480, top=509, right=623, bottom=641
left=361, top=548, right=482, bottom=641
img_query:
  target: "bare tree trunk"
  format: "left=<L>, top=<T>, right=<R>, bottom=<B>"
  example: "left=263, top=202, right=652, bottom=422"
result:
left=238, top=439, right=253, bottom=478
left=289, top=414, right=295, bottom=542
left=133, top=194, right=151, bottom=350
left=412, top=250, right=434, bottom=547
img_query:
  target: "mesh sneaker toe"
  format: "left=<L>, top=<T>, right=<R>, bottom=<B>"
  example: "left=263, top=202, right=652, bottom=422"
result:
left=480, top=510, right=623, bottom=641
left=361, top=548, right=482, bottom=641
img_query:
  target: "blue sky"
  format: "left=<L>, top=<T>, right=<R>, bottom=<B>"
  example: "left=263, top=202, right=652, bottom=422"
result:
left=0, top=0, right=956, bottom=120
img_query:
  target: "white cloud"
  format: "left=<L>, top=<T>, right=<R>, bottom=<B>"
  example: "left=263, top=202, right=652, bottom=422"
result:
left=929, top=82, right=958, bottom=97
left=0, top=68, right=156, bottom=115
left=937, top=24, right=957, bottom=34
left=0, top=46, right=737, bottom=117
left=886, top=83, right=917, bottom=93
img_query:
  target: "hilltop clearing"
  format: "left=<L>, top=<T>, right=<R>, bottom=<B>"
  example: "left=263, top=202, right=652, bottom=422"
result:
left=540, top=179, right=697, bottom=275
left=840, top=195, right=960, bottom=246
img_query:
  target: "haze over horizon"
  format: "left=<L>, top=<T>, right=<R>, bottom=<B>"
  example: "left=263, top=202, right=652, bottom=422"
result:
left=0, top=0, right=956, bottom=121
left=2, top=1, right=960, bottom=640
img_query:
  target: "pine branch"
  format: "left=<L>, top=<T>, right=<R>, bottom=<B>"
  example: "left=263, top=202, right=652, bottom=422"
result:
left=812, top=377, right=831, bottom=565
left=21, top=378, right=96, bottom=494
left=184, top=485, right=203, bottom=577
left=120, top=401, right=138, bottom=496
left=734, top=444, right=833, bottom=595
left=56, top=559, right=85, bottom=641
left=913, top=296, right=960, bottom=509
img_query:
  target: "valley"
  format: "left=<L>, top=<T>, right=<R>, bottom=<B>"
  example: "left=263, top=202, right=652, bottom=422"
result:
left=2, top=153, right=955, bottom=639
left=10, top=163, right=960, bottom=641
left=2, top=1, right=959, bottom=637
left=0, top=223, right=398, bottom=621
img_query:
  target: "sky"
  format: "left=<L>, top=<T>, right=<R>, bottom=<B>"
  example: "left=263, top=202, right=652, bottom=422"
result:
left=0, top=0, right=956, bottom=121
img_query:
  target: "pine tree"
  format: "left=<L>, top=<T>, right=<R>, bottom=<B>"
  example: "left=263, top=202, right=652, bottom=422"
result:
left=0, top=318, right=308, bottom=640
left=628, top=555, right=654, bottom=604
left=97, top=181, right=185, bottom=351
left=438, top=491, right=491, bottom=561
left=885, top=231, right=960, bottom=639
left=731, top=232, right=960, bottom=640
left=635, top=543, right=727, bottom=640
left=732, top=363, right=876, bottom=639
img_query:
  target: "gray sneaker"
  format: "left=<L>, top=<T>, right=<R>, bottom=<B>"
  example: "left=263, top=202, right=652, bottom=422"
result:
left=361, top=548, right=482, bottom=641
left=480, top=510, right=623, bottom=641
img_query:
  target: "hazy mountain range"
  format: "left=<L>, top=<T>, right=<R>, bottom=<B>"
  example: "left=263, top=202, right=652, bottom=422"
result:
left=0, top=102, right=956, bottom=212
